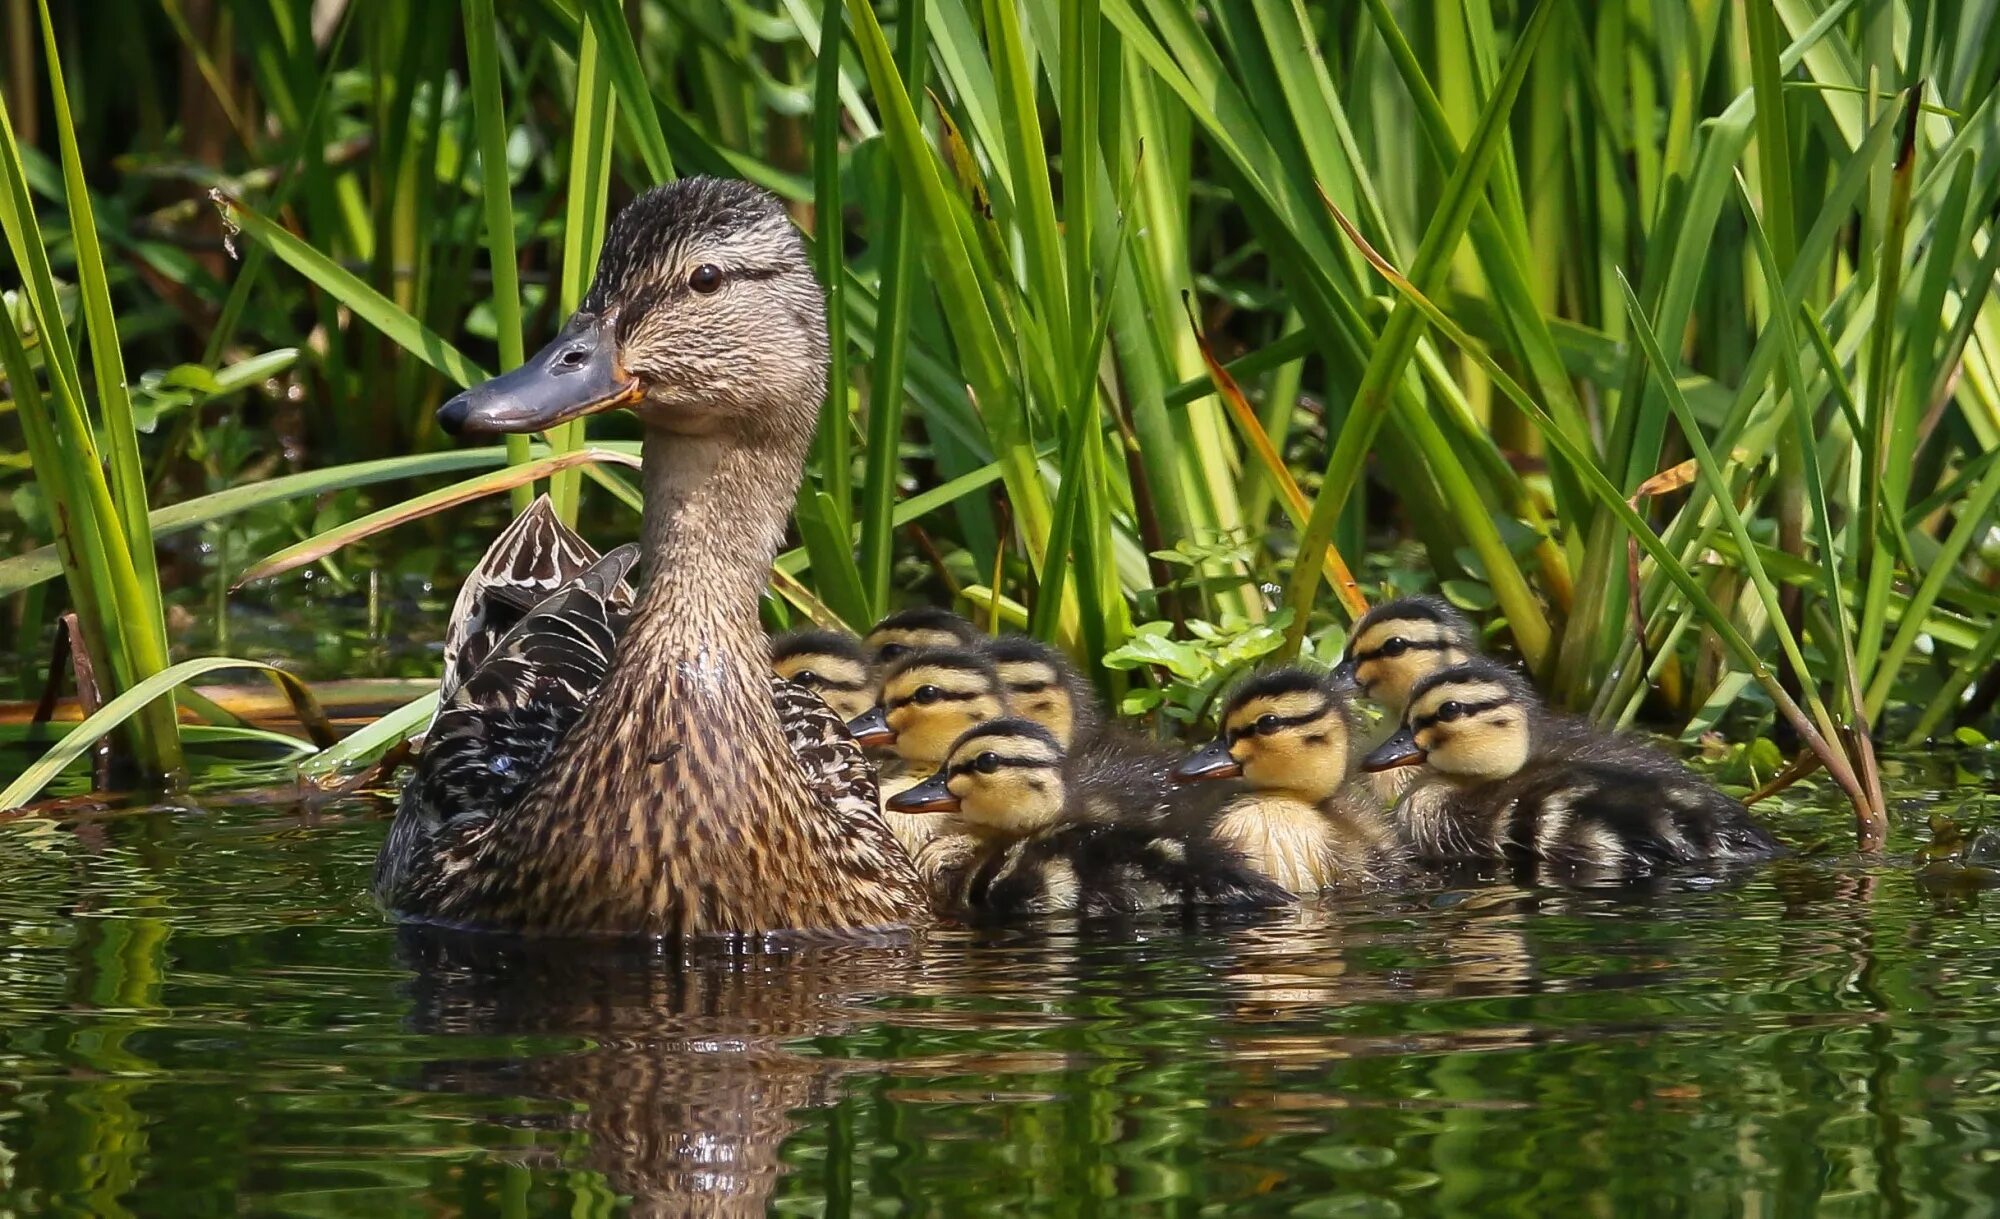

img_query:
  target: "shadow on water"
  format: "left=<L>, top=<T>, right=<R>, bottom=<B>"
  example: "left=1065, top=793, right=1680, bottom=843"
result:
left=0, top=749, right=1997, bottom=1215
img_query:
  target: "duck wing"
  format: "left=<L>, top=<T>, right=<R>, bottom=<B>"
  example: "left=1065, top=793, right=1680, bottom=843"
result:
left=396, top=543, right=637, bottom=830
left=438, top=495, right=635, bottom=706
left=770, top=675, right=883, bottom=836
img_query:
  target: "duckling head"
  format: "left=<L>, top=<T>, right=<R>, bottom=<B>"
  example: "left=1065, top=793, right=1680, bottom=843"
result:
left=847, top=647, right=1008, bottom=766
left=981, top=635, right=1102, bottom=749
left=770, top=628, right=873, bottom=722
left=1173, top=667, right=1355, bottom=802
left=1362, top=658, right=1533, bottom=782
left=885, top=719, right=1067, bottom=837
left=1332, top=595, right=1478, bottom=715
left=438, top=177, right=826, bottom=447
left=863, top=607, right=981, bottom=669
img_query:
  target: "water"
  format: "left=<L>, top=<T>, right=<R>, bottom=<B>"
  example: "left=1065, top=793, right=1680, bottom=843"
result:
left=2, top=759, right=1997, bottom=1216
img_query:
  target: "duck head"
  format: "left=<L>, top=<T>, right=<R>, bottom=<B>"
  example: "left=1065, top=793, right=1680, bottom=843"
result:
left=770, top=628, right=874, bottom=723
left=437, top=177, right=827, bottom=447
left=1174, top=667, right=1354, bottom=802
left=862, top=607, right=980, bottom=669
left=1362, top=657, right=1535, bottom=781
left=1331, top=595, right=1478, bottom=715
left=846, top=647, right=1008, bottom=766
left=980, top=635, right=1101, bottom=750
left=886, top=719, right=1067, bottom=837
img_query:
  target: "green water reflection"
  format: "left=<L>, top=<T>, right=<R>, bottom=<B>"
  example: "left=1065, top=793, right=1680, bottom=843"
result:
left=0, top=762, right=1996, bottom=1216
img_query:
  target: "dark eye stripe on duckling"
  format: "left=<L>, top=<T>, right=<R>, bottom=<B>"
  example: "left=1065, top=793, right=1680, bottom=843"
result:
left=947, top=754, right=1062, bottom=778
left=1352, top=636, right=1456, bottom=664
left=1409, top=697, right=1510, bottom=732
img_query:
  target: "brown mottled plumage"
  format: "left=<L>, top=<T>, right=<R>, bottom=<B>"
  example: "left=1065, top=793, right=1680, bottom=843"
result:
left=379, top=178, right=927, bottom=937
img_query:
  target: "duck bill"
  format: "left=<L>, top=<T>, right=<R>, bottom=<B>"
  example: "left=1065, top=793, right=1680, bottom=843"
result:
left=845, top=706, right=895, bottom=748
left=1172, top=739, right=1242, bottom=782
left=436, top=313, right=641, bottom=438
left=1328, top=656, right=1361, bottom=693
left=1361, top=727, right=1426, bottom=772
left=885, top=772, right=959, bottom=814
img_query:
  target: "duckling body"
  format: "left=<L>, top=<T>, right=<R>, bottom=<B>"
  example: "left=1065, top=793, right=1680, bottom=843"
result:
left=890, top=720, right=1290, bottom=919
left=379, top=179, right=926, bottom=937
left=1174, top=668, right=1406, bottom=893
left=1365, top=659, right=1783, bottom=879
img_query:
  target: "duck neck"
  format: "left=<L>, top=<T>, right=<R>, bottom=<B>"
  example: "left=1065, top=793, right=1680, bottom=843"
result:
left=630, top=424, right=799, bottom=655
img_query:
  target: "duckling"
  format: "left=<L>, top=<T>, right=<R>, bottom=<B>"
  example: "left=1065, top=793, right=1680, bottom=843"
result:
left=863, top=606, right=981, bottom=668
left=770, top=628, right=874, bottom=723
left=888, top=720, right=1291, bottom=919
left=1362, top=658, right=1784, bottom=879
left=844, top=647, right=1011, bottom=855
left=1172, top=668, right=1405, bottom=893
left=979, top=634, right=1104, bottom=747
left=1331, top=595, right=1479, bottom=717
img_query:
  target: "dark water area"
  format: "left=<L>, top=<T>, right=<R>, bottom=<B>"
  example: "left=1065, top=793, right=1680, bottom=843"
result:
left=1, top=754, right=1998, bottom=1216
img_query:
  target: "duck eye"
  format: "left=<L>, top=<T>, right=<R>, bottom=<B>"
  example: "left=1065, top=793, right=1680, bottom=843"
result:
left=793, top=670, right=819, bottom=686
left=1380, top=637, right=1409, bottom=657
left=973, top=752, right=1000, bottom=774
left=688, top=264, right=724, bottom=294
left=1436, top=700, right=1465, bottom=721
left=1255, top=714, right=1281, bottom=736
left=913, top=685, right=943, bottom=705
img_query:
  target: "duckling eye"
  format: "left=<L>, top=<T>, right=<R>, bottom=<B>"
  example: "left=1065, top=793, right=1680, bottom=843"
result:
left=913, top=685, right=943, bottom=705
left=973, top=752, right=1001, bottom=774
left=688, top=264, right=725, bottom=294
left=1255, top=714, right=1281, bottom=736
left=1436, top=700, right=1465, bottom=721
left=1380, top=637, right=1410, bottom=657
left=878, top=644, right=909, bottom=662
left=793, top=670, right=819, bottom=686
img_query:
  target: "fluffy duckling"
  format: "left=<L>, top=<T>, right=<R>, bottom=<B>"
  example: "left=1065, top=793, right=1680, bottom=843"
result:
left=1332, top=595, right=1479, bottom=717
left=889, top=720, right=1291, bottom=919
left=980, top=634, right=1104, bottom=747
left=863, top=606, right=981, bottom=668
left=845, top=647, right=1011, bottom=855
left=1362, top=658, right=1784, bottom=879
left=1173, top=668, right=1406, bottom=894
left=769, top=628, right=874, bottom=723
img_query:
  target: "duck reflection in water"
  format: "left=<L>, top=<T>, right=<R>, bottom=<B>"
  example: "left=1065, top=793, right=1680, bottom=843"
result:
left=394, top=927, right=918, bottom=1217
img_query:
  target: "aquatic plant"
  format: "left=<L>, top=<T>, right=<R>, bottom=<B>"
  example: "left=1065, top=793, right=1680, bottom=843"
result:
left=2, top=1, right=1998, bottom=847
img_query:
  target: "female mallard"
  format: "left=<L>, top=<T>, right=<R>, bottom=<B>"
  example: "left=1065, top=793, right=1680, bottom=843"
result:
left=378, top=178, right=927, bottom=937
left=889, top=720, right=1290, bottom=918
left=1361, top=658, right=1784, bottom=879
left=1171, top=668, right=1406, bottom=893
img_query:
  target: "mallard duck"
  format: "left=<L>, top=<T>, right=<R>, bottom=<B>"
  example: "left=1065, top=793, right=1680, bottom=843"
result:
left=979, top=634, right=1103, bottom=747
left=1171, top=668, right=1406, bottom=893
left=889, top=720, right=1291, bottom=918
left=378, top=178, right=928, bottom=937
left=842, top=647, right=1010, bottom=856
left=770, top=628, right=874, bottom=723
left=863, top=606, right=981, bottom=667
left=1361, top=657, right=1784, bottom=878
left=1331, top=595, right=1479, bottom=716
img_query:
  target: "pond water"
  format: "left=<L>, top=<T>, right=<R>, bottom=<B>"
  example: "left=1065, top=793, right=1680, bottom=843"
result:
left=1, top=755, right=1997, bottom=1216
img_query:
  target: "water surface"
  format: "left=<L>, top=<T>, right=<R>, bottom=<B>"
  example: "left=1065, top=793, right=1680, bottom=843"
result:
left=1, top=758, right=1996, bottom=1216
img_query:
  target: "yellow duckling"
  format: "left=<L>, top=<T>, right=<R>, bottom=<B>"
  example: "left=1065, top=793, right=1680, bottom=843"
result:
left=979, top=634, right=1104, bottom=748
left=1331, top=595, right=1479, bottom=717
left=1173, top=668, right=1405, bottom=893
left=845, top=647, right=1011, bottom=855
left=769, top=628, right=874, bottom=723
left=862, top=606, right=981, bottom=668
left=1361, top=658, right=1785, bottom=879
left=889, top=719, right=1291, bottom=918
